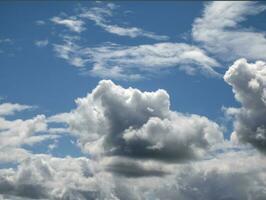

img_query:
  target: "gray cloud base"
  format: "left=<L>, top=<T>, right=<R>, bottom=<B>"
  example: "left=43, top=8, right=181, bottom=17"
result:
left=0, top=150, right=266, bottom=200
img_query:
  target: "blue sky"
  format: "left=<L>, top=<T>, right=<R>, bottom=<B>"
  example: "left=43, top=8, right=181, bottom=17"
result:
left=1, top=1, right=266, bottom=200
left=0, top=2, right=238, bottom=118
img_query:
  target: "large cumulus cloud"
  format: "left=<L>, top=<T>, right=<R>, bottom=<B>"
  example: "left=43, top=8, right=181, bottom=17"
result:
left=1, top=80, right=266, bottom=199
left=50, top=80, right=223, bottom=176
left=224, top=58, right=266, bottom=152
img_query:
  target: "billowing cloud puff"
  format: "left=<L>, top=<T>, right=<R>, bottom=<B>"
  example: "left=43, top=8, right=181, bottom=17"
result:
left=50, top=80, right=223, bottom=166
left=0, top=155, right=106, bottom=200
left=224, top=59, right=266, bottom=152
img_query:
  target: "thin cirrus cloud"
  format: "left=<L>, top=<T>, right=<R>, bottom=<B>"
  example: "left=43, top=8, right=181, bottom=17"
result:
left=192, top=1, right=266, bottom=61
left=48, top=3, right=224, bottom=80
left=53, top=40, right=221, bottom=80
left=50, top=3, right=169, bottom=41
left=0, top=38, right=13, bottom=54
left=79, top=3, right=169, bottom=40
left=34, top=39, right=49, bottom=47
left=49, top=3, right=226, bottom=80
left=51, top=16, right=85, bottom=33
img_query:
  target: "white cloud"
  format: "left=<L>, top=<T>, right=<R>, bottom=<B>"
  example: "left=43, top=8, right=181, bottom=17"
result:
left=150, top=150, right=266, bottom=200
left=34, top=39, right=49, bottom=47
left=54, top=41, right=221, bottom=79
left=0, top=148, right=265, bottom=200
left=35, top=20, right=45, bottom=25
left=53, top=37, right=87, bottom=68
left=224, top=58, right=266, bottom=152
left=0, top=103, right=32, bottom=116
left=0, top=115, right=48, bottom=148
left=0, top=38, right=13, bottom=54
left=51, top=16, right=85, bottom=33
left=192, top=1, right=266, bottom=61
left=80, top=3, right=169, bottom=40
left=0, top=155, right=104, bottom=199
left=0, top=38, right=12, bottom=44
left=49, top=3, right=223, bottom=79
left=0, top=86, right=265, bottom=199
left=0, top=102, right=59, bottom=163
left=49, top=80, right=223, bottom=168
left=0, top=148, right=30, bottom=164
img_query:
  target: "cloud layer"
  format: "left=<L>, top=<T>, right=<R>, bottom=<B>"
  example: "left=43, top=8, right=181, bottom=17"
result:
left=0, top=149, right=266, bottom=200
left=0, top=80, right=266, bottom=199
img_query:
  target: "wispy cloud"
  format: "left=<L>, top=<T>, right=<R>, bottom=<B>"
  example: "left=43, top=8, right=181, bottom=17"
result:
left=53, top=39, right=221, bottom=80
left=51, top=16, right=85, bottom=33
left=0, top=38, right=12, bottom=44
left=34, top=39, right=49, bottom=47
left=36, top=20, right=46, bottom=25
left=50, top=3, right=169, bottom=41
left=0, top=102, right=32, bottom=116
left=53, top=36, right=87, bottom=68
left=79, top=3, right=169, bottom=40
left=192, top=1, right=266, bottom=61
left=46, top=3, right=225, bottom=80
left=0, top=38, right=13, bottom=54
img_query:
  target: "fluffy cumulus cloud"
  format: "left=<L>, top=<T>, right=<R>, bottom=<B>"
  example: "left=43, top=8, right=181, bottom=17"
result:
left=0, top=102, right=58, bottom=164
left=0, top=155, right=104, bottom=200
left=193, top=1, right=266, bottom=61
left=224, top=59, right=266, bottom=152
left=50, top=80, right=223, bottom=175
left=1, top=82, right=266, bottom=199
left=54, top=41, right=220, bottom=79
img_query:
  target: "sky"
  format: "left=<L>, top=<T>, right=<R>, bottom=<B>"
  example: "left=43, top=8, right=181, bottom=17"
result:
left=0, top=1, right=266, bottom=200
